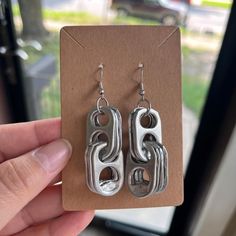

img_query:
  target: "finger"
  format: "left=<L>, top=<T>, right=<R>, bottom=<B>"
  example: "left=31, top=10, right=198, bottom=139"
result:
left=0, top=118, right=61, bottom=163
left=15, top=211, right=95, bottom=236
left=0, top=185, right=64, bottom=235
left=0, top=139, right=72, bottom=230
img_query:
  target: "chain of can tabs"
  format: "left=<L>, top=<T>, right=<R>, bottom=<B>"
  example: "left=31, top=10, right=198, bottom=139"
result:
left=85, top=63, right=168, bottom=198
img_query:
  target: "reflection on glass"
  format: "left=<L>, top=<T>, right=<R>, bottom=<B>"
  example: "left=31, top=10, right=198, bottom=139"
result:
left=12, top=0, right=231, bottom=233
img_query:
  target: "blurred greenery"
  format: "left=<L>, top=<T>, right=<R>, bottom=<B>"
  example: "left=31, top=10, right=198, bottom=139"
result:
left=41, top=77, right=61, bottom=118
left=24, top=33, right=59, bottom=65
left=182, top=75, right=210, bottom=116
left=182, top=45, right=191, bottom=57
left=22, top=33, right=60, bottom=118
left=182, top=44, right=211, bottom=116
left=43, top=10, right=101, bottom=24
left=113, top=16, right=158, bottom=25
left=202, top=0, right=232, bottom=9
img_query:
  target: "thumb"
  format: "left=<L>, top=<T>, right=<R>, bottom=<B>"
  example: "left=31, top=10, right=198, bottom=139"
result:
left=0, top=139, right=72, bottom=230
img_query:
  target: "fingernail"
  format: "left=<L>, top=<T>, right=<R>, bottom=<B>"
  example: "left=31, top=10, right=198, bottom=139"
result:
left=34, top=139, right=72, bottom=173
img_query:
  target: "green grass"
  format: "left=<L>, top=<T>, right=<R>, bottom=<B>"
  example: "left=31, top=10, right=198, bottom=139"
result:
left=13, top=5, right=101, bottom=24
left=113, top=15, right=158, bottom=25
left=202, top=0, right=232, bottom=9
left=12, top=4, right=20, bottom=15
left=182, top=75, right=210, bottom=116
left=182, top=45, right=191, bottom=57
left=43, top=10, right=101, bottom=24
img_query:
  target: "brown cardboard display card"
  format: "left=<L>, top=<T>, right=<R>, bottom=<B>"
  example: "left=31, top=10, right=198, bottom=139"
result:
left=61, top=25, right=183, bottom=210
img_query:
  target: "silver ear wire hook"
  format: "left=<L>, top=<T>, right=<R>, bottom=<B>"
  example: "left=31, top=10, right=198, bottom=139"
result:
left=97, top=64, right=109, bottom=112
left=138, top=63, right=145, bottom=101
left=98, top=64, right=105, bottom=97
left=137, top=63, right=151, bottom=113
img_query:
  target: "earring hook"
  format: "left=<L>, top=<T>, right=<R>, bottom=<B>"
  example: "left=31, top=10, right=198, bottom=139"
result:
left=98, top=63, right=105, bottom=97
left=138, top=63, right=145, bottom=100
left=96, top=63, right=109, bottom=112
left=137, top=63, right=151, bottom=113
left=138, top=63, right=144, bottom=81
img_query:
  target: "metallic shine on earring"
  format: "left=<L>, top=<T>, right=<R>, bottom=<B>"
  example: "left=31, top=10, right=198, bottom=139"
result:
left=85, top=64, right=124, bottom=196
left=126, top=63, right=168, bottom=198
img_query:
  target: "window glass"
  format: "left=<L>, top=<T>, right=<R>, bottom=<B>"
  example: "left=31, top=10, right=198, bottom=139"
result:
left=12, top=0, right=231, bottom=233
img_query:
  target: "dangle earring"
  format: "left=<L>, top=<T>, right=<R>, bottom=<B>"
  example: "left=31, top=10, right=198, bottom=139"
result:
left=85, top=64, right=124, bottom=196
left=126, top=63, right=168, bottom=198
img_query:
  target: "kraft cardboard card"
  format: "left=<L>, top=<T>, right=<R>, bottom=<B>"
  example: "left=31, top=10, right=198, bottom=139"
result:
left=61, top=25, right=183, bottom=210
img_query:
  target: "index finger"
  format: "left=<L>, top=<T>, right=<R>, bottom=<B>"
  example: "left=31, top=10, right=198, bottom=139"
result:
left=0, top=118, right=61, bottom=162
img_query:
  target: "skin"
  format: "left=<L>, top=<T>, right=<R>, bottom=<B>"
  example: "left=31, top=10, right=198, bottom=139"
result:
left=0, top=118, right=94, bottom=236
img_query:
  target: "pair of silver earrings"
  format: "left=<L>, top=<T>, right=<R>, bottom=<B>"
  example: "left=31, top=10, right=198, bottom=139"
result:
left=85, top=63, right=168, bottom=198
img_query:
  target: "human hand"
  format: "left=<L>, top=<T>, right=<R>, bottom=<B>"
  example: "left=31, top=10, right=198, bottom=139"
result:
left=0, top=118, right=94, bottom=236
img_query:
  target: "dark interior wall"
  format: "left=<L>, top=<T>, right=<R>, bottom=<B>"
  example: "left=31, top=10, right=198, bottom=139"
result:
left=0, top=78, right=11, bottom=124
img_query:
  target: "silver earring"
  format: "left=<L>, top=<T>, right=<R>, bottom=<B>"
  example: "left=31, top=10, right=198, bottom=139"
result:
left=126, top=63, right=168, bottom=198
left=85, top=64, right=124, bottom=196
